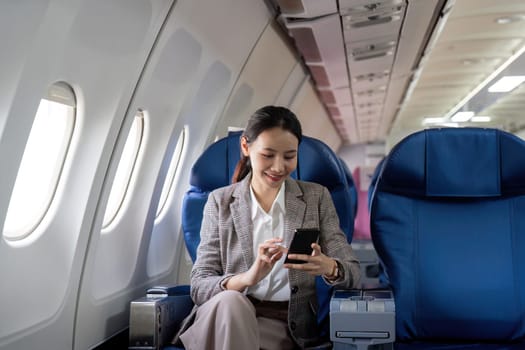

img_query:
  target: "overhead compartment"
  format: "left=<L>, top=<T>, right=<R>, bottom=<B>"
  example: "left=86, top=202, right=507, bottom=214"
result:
left=269, top=0, right=446, bottom=143
left=284, top=12, right=356, bottom=143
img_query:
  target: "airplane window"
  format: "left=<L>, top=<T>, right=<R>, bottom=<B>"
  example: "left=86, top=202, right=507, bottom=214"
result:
left=3, top=82, right=76, bottom=240
left=156, top=126, right=187, bottom=218
left=102, top=111, right=145, bottom=229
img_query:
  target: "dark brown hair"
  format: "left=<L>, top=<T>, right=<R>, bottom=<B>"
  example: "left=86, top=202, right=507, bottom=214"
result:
left=232, top=106, right=302, bottom=183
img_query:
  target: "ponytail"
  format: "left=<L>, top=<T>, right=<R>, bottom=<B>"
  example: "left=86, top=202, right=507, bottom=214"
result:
left=232, top=155, right=251, bottom=183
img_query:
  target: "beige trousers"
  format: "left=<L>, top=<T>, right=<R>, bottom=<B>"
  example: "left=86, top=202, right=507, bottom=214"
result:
left=180, top=290, right=296, bottom=350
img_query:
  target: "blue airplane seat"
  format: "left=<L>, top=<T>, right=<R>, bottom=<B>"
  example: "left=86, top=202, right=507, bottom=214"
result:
left=370, top=127, right=525, bottom=348
left=295, top=137, right=355, bottom=242
left=183, top=132, right=356, bottom=260
left=178, top=132, right=356, bottom=345
left=181, top=134, right=241, bottom=261
left=367, top=157, right=385, bottom=212
left=130, top=132, right=355, bottom=349
left=337, top=157, right=358, bottom=219
left=293, top=137, right=356, bottom=335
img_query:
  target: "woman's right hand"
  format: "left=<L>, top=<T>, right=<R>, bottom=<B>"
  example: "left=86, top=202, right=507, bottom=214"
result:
left=225, top=237, right=285, bottom=291
left=246, top=237, right=285, bottom=285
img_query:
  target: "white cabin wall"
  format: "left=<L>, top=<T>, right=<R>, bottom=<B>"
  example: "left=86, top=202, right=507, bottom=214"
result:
left=215, top=21, right=299, bottom=138
left=176, top=9, right=310, bottom=286
left=175, top=7, right=345, bottom=286
left=0, top=1, right=344, bottom=349
left=216, top=20, right=343, bottom=151
left=0, top=1, right=49, bottom=143
left=0, top=1, right=174, bottom=349
left=274, top=63, right=309, bottom=107
left=74, top=0, right=272, bottom=349
left=290, top=78, right=342, bottom=151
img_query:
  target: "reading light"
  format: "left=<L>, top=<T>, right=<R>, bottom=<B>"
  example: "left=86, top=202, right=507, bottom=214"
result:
left=451, top=111, right=474, bottom=122
left=488, top=76, right=525, bottom=93
left=471, top=116, right=491, bottom=122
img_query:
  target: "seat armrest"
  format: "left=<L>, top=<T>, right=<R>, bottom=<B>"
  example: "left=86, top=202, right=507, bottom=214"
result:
left=330, top=287, right=395, bottom=350
left=146, top=284, right=190, bottom=297
left=129, top=284, right=193, bottom=350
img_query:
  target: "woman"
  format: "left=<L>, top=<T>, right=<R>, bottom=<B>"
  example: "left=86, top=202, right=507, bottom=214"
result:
left=176, top=106, right=360, bottom=349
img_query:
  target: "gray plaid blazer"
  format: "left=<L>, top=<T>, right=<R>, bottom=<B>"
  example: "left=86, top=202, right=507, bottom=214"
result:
left=178, top=175, right=360, bottom=347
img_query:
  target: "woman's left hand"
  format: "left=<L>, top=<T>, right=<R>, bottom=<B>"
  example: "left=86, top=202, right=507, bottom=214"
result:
left=283, top=243, right=335, bottom=276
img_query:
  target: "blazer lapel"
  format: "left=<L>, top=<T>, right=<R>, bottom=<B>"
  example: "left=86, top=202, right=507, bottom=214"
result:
left=231, top=176, right=255, bottom=268
left=283, top=178, right=306, bottom=247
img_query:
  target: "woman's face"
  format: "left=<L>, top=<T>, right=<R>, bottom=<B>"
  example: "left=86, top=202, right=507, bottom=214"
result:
left=241, top=127, right=299, bottom=193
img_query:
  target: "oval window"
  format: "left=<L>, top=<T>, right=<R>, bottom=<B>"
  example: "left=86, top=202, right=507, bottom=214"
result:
left=156, top=126, right=187, bottom=218
left=3, top=82, right=76, bottom=240
left=102, top=111, right=145, bottom=229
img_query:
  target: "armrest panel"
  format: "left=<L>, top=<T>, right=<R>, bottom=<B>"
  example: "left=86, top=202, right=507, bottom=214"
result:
left=330, top=288, right=395, bottom=350
left=129, top=285, right=193, bottom=350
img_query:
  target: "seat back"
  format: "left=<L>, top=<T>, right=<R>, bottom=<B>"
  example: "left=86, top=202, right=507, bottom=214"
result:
left=294, top=137, right=355, bottom=331
left=181, top=134, right=240, bottom=261
left=368, top=157, right=385, bottom=211
left=295, top=137, right=355, bottom=242
left=181, top=132, right=355, bottom=331
left=338, top=157, right=358, bottom=219
left=370, top=128, right=525, bottom=343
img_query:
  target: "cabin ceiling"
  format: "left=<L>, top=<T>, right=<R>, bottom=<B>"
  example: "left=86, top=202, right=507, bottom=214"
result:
left=269, top=0, right=525, bottom=147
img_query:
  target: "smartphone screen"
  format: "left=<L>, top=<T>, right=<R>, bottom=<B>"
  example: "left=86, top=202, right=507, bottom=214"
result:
left=284, top=228, right=320, bottom=264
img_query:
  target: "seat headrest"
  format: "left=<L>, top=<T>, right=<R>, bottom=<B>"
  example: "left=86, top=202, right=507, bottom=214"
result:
left=378, top=128, right=525, bottom=197
left=191, top=132, right=347, bottom=192
left=297, top=137, right=346, bottom=190
left=190, top=131, right=246, bottom=191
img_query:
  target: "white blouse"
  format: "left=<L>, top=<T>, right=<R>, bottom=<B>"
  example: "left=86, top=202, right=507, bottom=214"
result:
left=247, top=182, right=290, bottom=301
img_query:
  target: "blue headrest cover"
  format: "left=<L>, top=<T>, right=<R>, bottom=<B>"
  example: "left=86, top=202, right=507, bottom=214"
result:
left=298, top=137, right=346, bottom=190
left=191, top=132, right=341, bottom=192
left=190, top=135, right=241, bottom=192
left=378, top=128, right=525, bottom=197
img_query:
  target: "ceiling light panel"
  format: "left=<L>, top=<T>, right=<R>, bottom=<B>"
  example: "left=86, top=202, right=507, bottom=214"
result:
left=471, top=116, right=491, bottom=122
left=423, top=117, right=445, bottom=124
left=451, top=111, right=474, bottom=122
left=488, top=75, right=525, bottom=92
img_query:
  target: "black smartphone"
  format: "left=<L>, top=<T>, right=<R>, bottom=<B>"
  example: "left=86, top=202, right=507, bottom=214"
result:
left=284, top=228, right=320, bottom=264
